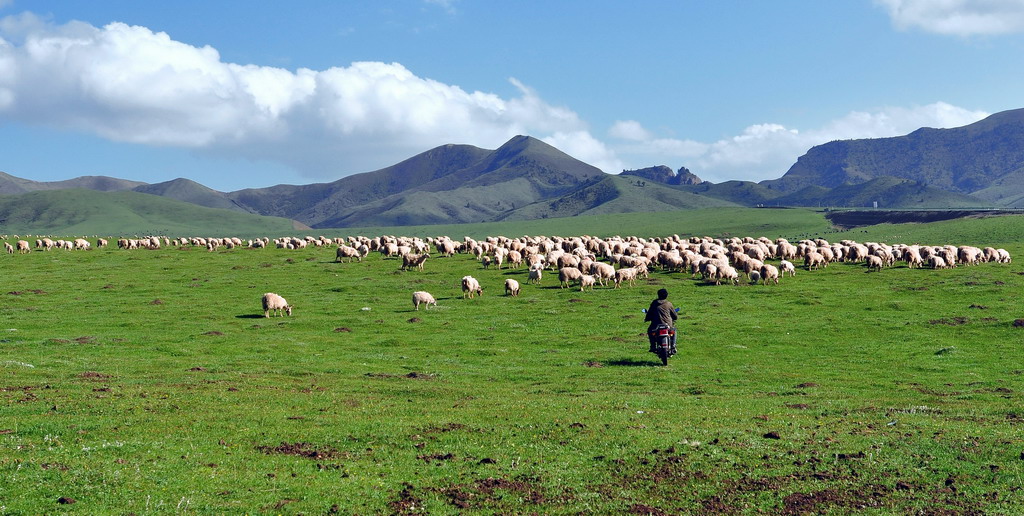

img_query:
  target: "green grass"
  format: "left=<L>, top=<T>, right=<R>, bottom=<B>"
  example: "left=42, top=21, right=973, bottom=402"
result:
left=1, top=217, right=1023, bottom=514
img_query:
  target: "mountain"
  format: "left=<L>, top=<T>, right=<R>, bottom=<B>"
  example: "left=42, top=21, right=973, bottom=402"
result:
left=243, top=136, right=606, bottom=228
left=772, top=176, right=988, bottom=208
left=761, top=108, right=1024, bottom=205
left=621, top=165, right=703, bottom=185
left=133, top=178, right=249, bottom=213
left=0, top=172, right=144, bottom=195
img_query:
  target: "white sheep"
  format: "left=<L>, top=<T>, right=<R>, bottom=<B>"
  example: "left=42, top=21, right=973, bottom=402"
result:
left=760, top=264, right=779, bottom=285
left=16, top=240, right=30, bottom=254
left=579, top=274, right=596, bottom=292
left=261, top=293, right=293, bottom=317
left=461, top=275, right=483, bottom=298
left=504, top=278, right=521, bottom=297
left=559, top=267, right=583, bottom=288
left=527, top=264, right=543, bottom=284
left=4, top=242, right=13, bottom=254
left=779, top=260, right=796, bottom=277
left=412, top=291, right=437, bottom=310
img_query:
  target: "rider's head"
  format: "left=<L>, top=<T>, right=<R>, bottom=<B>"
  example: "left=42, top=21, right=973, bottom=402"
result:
left=657, top=288, right=669, bottom=300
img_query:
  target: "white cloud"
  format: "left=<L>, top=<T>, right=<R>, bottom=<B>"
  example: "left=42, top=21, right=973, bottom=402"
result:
left=608, top=120, right=651, bottom=141
left=875, top=0, right=1024, bottom=36
left=608, top=102, right=990, bottom=183
left=0, top=14, right=590, bottom=180
left=542, top=131, right=625, bottom=174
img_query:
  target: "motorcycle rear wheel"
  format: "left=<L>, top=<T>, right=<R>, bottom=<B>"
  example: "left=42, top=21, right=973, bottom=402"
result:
left=657, top=347, right=669, bottom=366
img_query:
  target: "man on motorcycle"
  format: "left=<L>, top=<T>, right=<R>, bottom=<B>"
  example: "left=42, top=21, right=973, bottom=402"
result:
left=645, top=288, right=677, bottom=354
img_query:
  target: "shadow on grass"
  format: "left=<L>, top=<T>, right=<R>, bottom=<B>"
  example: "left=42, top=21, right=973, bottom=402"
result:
left=235, top=314, right=266, bottom=319
left=606, top=357, right=664, bottom=367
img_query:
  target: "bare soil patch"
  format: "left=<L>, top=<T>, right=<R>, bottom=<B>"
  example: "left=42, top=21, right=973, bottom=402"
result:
left=255, top=442, right=340, bottom=460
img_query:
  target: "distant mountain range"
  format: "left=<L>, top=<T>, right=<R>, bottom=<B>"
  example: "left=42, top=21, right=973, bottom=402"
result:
left=1, top=108, right=1022, bottom=230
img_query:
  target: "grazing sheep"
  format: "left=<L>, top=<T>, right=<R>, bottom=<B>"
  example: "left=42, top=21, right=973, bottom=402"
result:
left=579, top=274, right=597, bottom=292
left=760, top=264, right=780, bottom=285
left=504, top=278, right=521, bottom=297
left=779, top=260, right=796, bottom=277
left=336, top=245, right=361, bottom=263
left=402, top=253, right=429, bottom=271
left=461, top=275, right=483, bottom=298
left=527, top=264, right=543, bottom=284
left=559, top=267, right=584, bottom=288
left=866, top=255, right=884, bottom=272
left=929, top=255, right=948, bottom=270
left=16, top=240, right=30, bottom=254
left=261, top=293, right=293, bottom=317
left=4, top=242, right=13, bottom=254
left=412, top=291, right=437, bottom=310
left=748, top=270, right=761, bottom=284
left=804, top=251, right=825, bottom=270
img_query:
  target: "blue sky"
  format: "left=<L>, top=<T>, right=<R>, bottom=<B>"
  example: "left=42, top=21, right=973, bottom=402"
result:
left=1, top=1, right=1022, bottom=191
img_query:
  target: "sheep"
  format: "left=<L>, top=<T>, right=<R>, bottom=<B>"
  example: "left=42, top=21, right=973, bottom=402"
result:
left=779, top=260, right=796, bottom=277
left=866, top=255, right=884, bottom=272
left=579, top=274, right=596, bottom=292
left=559, top=267, right=584, bottom=288
left=928, top=255, right=948, bottom=270
left=16, top=240, right=30, bottom=254
left=760, top=264, right=780, bottom=285
left=401, top=253, right=429, bottom=271
left=461, top=275, right=483, bottom=298
left=4, top=242, right=13, bottom=254
left=527, top=264, right=543, bottom=284
left=590, top=262, right=616, bottom=286
left=336, top=245, right=361, bottom=263
left=261, top=293, right=293, bottom=317
left=504, top=278, right=521, bottom=297
left=412, top=291, right=437, bottom=310
left=804, top=251, right=825, bottom=271
left=614, top=266, right=641, bottom=288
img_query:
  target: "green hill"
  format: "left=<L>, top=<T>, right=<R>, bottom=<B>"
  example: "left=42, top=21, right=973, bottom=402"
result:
left=500, top=174, right=736, bottom=220
left=773, top=176, right=990, bottom=208
left=133, top=178, right=250, bottom=213
left=0, top=189, right=299, bottom=236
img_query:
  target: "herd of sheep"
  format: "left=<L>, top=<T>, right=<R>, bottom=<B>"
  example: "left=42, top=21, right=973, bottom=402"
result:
left=3, top=232, right=1013, bottom=315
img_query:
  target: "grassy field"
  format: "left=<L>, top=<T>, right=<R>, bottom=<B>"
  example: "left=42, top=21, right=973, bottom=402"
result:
left=2, top=215, right=1023, bottom=514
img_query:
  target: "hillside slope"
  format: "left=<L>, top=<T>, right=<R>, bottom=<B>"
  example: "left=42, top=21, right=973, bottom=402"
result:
left=762, top=108, right=1024, bottom=204
left=0, top=189, right=299, bottom=236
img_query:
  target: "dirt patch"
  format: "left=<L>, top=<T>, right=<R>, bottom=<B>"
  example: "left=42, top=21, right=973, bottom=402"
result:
left=421, top=423, right=466, bottom=434
left=795, top=382, right=818, bottom=388
left=255, top=442, right=340, bottom=460
left=365, top=372, right=436, bottom=380
left=48, top=339, right=71, bottom=344
left=568, top=298, right=588, bottom=303
left=763, top=431, right=781, bottom=439
left=188, top=367, right=207, bottom=372
left=432, top=476, right=548, bottom=510
left=74, top=336, right=96, bottom=344
left=202, top=331, right=224, bottom=336
left=101, top=284, right=115, bottom=289
left=334, top=327, right=352, bottom=332
left=583, top=361, right=604, bottom=367
left=407, top=317, right=422, bottom=323
left=417, top=452, right=454, bottom=463
left=388, top=483, right=424, bottom=515
left=78, top=371, right=112, bottom=379
left=57, top=497, right=76, bottom=505
left=1013, top=319, right=1024, bottom=328
left=629, top=504, right=670, bottom=515
left=786, top=403, right=811, bottom=410
left=929, top=317, right=968, bottom=326
left=150, top=299, right=164, bottom=305
left=969, top=304, right=988, bottom=309
left=569, top=422, right=587, bottom=429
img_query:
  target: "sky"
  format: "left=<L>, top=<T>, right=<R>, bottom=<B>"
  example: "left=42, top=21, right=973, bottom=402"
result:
left=0, top=1, right=1022, bottom=192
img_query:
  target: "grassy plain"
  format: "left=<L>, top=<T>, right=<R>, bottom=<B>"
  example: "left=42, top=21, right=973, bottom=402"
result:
left=2, top=212, right=1024, bottom=514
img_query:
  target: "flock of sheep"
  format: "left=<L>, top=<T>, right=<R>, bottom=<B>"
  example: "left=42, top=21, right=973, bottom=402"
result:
left=4, top=232, right=1013, bottom=316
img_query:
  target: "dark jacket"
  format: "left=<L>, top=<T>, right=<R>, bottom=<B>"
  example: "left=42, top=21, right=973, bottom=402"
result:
left=645, top=298, right=677, bottom=330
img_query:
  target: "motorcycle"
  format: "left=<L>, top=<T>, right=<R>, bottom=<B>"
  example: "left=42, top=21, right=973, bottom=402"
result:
left=641, top=308, right=679, bottom=366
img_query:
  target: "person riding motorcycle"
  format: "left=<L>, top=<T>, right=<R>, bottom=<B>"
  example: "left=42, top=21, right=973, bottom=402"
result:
left=645, top=288, right=677, bottom=354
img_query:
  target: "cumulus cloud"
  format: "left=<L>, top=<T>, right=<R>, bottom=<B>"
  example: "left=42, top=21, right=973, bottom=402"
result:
left=542, top=131, right=624, bottom=174
left=608, top=102, right=989, bottom=183
left=0, top=13, right=591, bottom=180
left=875, top=0, right=1024, bottom=36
